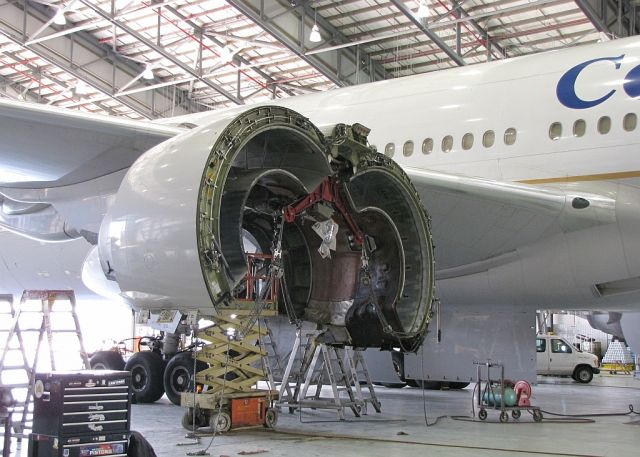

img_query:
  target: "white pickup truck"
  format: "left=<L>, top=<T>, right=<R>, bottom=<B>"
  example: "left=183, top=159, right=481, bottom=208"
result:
left=536, top=334, right=600, bottom=383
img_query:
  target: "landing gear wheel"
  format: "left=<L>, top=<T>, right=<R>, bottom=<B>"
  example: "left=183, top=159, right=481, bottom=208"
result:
left=478, top=409, right=487, bottom=421
left=124, top=351, right=165, bottom=403
left=499, top=411, right=509, bottom=423
left=512, top=410, right=521, bottom=419
left=533, top=410, right=543, bottom=422
left=163, top=352, right=208, bottom=406
left=90, top=351, right=125, bottom=370
left=264, top=408, right=278, bottom=429
left=210, top=411, right=231, bottom=433
left=574, top=366, right=593, bottom=383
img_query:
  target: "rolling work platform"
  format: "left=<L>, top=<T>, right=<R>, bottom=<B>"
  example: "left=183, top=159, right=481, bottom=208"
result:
left=0, top=290, right=89, bottom=440
left=180, top=254, right=280, bottom=432
left=277, top=330, right=381, bottom=420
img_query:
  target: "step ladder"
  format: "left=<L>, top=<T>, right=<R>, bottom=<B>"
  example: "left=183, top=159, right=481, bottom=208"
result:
left=258, top=319, right=293, bottom=399
left=344, top=348, right=381, bottom=414
left=0, top=290, right=89, bottom=439
left=277, top=330, right=380, bottom=420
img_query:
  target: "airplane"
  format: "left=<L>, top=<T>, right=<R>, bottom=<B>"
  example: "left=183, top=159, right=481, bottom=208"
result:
left=1, top=34, right=639, bottom=402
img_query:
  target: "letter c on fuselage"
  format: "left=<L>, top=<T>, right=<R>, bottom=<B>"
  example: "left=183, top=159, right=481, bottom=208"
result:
left=556, top=55, right=624, bottom=109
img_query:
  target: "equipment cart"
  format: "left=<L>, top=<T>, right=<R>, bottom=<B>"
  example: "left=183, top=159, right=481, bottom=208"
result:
left=474, top=361, right=543, bottom=423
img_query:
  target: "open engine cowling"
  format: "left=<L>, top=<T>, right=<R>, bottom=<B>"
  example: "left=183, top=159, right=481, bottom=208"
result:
left=99, top=106, right=435, bottom=349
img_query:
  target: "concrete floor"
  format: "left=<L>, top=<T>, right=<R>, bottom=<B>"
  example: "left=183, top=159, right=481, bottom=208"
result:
left=138, top=374, right=638, bottom=457
left=7, top=374, right=640, bottom=457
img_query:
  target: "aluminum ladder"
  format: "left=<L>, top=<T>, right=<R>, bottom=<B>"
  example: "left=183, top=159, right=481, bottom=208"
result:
left=277, top=331, right=376, bottom=420
left=0, top=290, right=89, bottom=439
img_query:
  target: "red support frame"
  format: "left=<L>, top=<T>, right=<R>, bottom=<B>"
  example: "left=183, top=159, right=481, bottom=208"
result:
left=283, top=176, right=364, bottom=246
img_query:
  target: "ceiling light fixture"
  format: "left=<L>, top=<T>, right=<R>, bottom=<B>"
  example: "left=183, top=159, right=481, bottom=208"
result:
left=141, top=65, right=155, bottom=80
left=416, top=0, right=429, bottom=19
left=53, top=8, right=67, bottom=25
left=309, top=9, right=322, bottom=43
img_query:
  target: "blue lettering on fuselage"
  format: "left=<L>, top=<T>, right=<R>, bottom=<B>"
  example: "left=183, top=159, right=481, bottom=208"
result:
left=556, top=55, right=624, bottom=109
left=557, top=54, right=640, bottom=109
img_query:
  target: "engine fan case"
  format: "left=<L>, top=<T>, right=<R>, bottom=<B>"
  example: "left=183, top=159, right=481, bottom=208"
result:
left=99, top=106, right=435, bottom=349
left=100, top=107, right=329, bottom=311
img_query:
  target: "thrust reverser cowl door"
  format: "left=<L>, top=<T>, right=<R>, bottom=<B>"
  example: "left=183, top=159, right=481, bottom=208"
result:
left=100, top=106, right=435, bottom=350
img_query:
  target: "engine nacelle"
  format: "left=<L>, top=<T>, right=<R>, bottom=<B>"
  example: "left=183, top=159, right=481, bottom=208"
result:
left=99, top=106, right=435, bottom=349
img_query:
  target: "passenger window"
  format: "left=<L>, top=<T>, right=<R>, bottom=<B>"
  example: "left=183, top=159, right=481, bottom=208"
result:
left=422, top=138, right=433, bottom=154
left=573, top=119, right=586, bottom=137
left=623, top=113, right=637, bottom=131
left=551, top=339, right=572, bottom=354
left=462, top=133, right=474, bottom=150
left=536, top=339, right=546, bottom=353
left=504, top=128, right=516, bottom=145
left=598, top=116, right=611, bottom=134
left=403, top=140, right=414, bottom=157
left=549, top=122, right=562, bottom=140
left=385, top=142, right=395, bottom=157
left=441, top=135, right=453, bottom=152
left=482, top=130, right=495, bottom=148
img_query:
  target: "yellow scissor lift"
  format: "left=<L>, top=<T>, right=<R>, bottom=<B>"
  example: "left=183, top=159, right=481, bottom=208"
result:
left=181, top=253, right=280, bottom=433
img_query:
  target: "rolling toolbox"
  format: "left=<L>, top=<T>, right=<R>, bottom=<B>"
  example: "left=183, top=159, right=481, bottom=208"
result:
left=28, top=371, right=131, bottom=457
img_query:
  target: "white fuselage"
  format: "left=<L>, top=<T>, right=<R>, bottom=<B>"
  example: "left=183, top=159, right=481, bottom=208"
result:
left=2, top=36, right=640, bottom=311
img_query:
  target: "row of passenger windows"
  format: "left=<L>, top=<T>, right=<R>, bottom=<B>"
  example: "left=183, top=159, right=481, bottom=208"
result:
left=549, top=113, right=638, bottom=139
left=386, top=113, right=638, bottom=158
left=384, top=127, right=518, bottom=157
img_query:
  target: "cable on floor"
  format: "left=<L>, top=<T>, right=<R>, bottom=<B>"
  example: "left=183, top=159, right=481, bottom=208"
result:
left=539, top=403, right=639, bottom=418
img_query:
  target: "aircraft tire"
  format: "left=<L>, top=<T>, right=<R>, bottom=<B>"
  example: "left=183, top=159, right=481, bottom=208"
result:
left=163, top=352, right=207, bottom=406
left=89, top=351, right=125, bottom=370
left=125, top=351, right=165, bottom=403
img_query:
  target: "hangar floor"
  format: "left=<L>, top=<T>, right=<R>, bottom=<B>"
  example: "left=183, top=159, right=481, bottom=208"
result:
left=127, top=375, right=639, bottom=457
left=6, top=375, right=638, bottom=456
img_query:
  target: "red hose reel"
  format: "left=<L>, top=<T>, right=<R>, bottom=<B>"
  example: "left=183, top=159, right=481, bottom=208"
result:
left=514, top=380, right=532, bottom=407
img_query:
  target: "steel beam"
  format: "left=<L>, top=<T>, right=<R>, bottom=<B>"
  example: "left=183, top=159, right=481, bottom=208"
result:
left=451, top=1, right=507, bottom=59
left=226, top=0, right=387, bottom=87
left=575, top=0, right=638, bottom=36
left=163, top=5, right=296, bottom=98
left=389, top=0, right=465, bottom=66
left=0, top=27, right=151, bottom=117
left=5, top=0, right=204, bottom=118
left=297, top=0, right=388, bottom=82
left=77, top=0, right=244, bottom=105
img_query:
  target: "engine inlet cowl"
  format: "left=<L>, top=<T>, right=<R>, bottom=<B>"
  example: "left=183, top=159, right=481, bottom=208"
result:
left=99, top=106, right=435, bottom=350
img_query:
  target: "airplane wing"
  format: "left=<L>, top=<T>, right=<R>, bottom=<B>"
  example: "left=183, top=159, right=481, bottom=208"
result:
left=0, top=99, right=183, bottom=240
left=405, top=167, right=614, bottom=277
left=0, top=98, right=183, bottom=187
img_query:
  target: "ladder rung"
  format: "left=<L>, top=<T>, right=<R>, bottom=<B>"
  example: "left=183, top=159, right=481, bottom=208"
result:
left=2, top=383, right=31, bottom=388
left=0, top=365, right=30, bottom=370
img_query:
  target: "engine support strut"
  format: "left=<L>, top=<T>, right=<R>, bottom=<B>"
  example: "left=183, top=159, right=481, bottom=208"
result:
left=283, top=176, right=365, bottom=246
